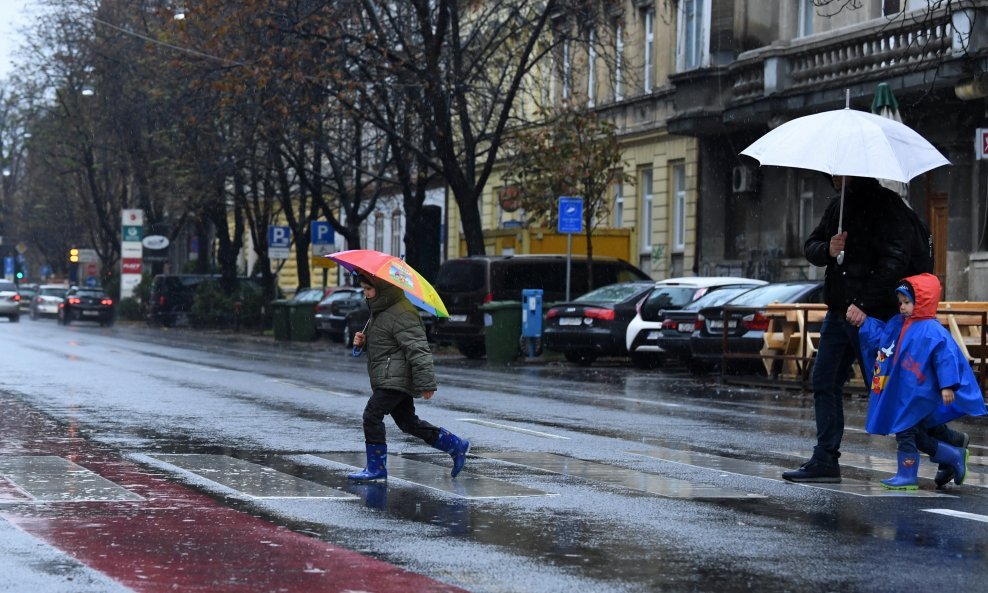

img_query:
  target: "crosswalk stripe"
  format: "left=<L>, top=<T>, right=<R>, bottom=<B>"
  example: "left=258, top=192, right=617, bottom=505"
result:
left=922, top=508, right=988, bottom=523
left=308, top=452, right=554, bottom=499
left=781, top=450, right=988, bottom=488
left=0, top=456, right=144, bottom=503
left=637, top=448, right=954, bottom=498
left=457, top=418, right=570, bottom=439
left=481, top=451, right=765, bottom=500
left=144, top=454, right=357, bottom=499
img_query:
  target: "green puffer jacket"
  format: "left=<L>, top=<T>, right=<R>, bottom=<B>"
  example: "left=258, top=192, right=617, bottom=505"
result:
left=364, top=280, right=437, bottom=397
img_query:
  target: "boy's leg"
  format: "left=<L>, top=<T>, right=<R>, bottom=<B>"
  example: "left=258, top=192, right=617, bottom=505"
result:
left=926, top=423, right=969, bottom=488
left=390, top=395, right=441, bottom=444
left=883, top=428, right=921, bottom=490
left=362, top=388, right=409, bottom=443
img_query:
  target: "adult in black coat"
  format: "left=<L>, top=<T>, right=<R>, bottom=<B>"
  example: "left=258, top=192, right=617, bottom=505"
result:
left=784, top=176, right=912, bottom=482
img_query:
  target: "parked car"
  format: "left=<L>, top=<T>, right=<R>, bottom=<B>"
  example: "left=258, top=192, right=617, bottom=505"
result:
left=543, top=281, right=657, bottom=366
left=624, top=277, right=768, bottom=369
left=16, top=284, right=37, bottom=315
left=0, top=279, right=21, bottom=322
left=58, top=287, right=115, bottom=326
left=433, top=255, right=650, bottom=358
left=688, top=281, right=825, bottom=374
left=314, top=287, right=364, bottom=341
left=31, top=284, right=69, bottom=320
left=655, top=286, right=759, bottom=367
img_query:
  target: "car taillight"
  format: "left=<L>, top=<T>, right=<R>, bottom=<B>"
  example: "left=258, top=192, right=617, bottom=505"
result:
left=696, top=314, right=705, bottom=330
left=13, top=294, right=20, bottom=302
left=101, top=299, right=113, bottom=306
left=661, top=319, right=677, bottom=330
left=546, top=308, right=559, bottom=319
left=68, top=297, right=81, bottom=305
left=584, top=308, right=615, bottom=321
left=482, top=292, right=493, bottom=304
left=742, top=312, right=769, bottom=331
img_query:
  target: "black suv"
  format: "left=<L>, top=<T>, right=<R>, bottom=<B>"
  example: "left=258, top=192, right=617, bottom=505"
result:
left=432, top=255, right=650, bottom=358
left=58, top=287, right=115, bottom=326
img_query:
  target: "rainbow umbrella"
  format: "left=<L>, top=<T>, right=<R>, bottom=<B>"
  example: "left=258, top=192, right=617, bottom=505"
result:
left=327, top=249, right=449, bottom=318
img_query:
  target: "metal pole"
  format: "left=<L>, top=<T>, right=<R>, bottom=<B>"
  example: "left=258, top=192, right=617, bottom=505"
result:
left=566, top=232, right=572, bottom=301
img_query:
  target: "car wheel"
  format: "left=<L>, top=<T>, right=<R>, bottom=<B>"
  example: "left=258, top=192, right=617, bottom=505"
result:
left=630, top=352, right=662, bottom=369
left=564, top=351, right=597, bottom=366
left=457, top=341, right=486, bottom=359
left=10, top=314, right=19, bottom=323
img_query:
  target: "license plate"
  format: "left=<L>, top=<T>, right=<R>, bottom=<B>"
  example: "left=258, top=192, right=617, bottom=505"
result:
left=646, top=331, right=660, bottom=340
left=83, top=310, right=99, bottom=316
left=559, top=317, right=582, bottom=326
left=679, top=323, right=695, bottom=333
left=449, top=314, right=468, bottom=323
left=707, top=320, right=736, bottom=330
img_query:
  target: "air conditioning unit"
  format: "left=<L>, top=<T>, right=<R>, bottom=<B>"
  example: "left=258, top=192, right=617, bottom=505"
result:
left=732, top=165, right=758, bottom=194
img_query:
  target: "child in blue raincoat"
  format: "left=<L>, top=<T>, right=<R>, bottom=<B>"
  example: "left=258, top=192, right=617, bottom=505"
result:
left=855, top=273, right=986, bottom=490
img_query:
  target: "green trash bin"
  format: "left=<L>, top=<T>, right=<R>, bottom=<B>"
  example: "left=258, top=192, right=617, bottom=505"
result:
left=480, top=300, right=522, bottom=364
left=272, top=300, right=291, bottom=341
left=287, top=301, right=318, bottom=342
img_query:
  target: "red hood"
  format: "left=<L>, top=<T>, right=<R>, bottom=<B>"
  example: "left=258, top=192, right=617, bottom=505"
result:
left=901, top=273, right=941, bottom=320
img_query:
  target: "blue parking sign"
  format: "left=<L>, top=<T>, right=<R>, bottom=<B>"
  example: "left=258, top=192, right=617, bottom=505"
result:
left=310, top=221, right=334, bottom=246
left=558, top=196, right=583, bottom=234
left=268, top=226, right=292, bottom=247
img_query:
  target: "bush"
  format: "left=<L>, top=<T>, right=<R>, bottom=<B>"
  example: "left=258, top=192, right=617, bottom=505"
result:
left=117, top=297, right=143, bottom=321
left=190, top=279, right=265, bottom=329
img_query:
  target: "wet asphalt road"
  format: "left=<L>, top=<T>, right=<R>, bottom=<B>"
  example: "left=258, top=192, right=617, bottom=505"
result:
left=1, top=318, right=987, bottom=593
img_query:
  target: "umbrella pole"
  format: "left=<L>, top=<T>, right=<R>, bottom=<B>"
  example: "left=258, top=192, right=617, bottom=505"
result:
left=352, top=318, right=371, bottom=357
left=836, top=182, right=846, bottom=265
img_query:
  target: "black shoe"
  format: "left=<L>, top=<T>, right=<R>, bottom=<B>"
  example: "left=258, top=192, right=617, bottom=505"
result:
left=782, top=459, right=841, bottom=483
left=935, top=432, right=969, bottom=489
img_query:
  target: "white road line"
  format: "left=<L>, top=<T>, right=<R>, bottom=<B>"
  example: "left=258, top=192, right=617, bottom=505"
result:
left=271, top=379, right=356, bottom=397
left=923, top=509, right=988, bottom=523
left=457, top=419, right=570, bottom=440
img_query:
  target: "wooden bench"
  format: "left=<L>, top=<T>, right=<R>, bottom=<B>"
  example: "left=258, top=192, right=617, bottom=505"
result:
left=938, top=302, right=988, bottom=385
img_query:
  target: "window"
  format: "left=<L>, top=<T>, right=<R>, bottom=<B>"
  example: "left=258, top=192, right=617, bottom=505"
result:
left=614, top=21, right=623, bottom=101
left=677, top=0, right=709, bottom=71
left=672, top=163, right=686, bottom=252
left=641, top=169, right=653, bottom=251
left=391, top=210, right=402, bottom=256
left=799, top=176, right=815, bottom=242
left=643, top=8, right=654, bottom=92
left=374, top=214, right=384, bottom=252
left=613, top=180, right=624, bottom=228
left=798, top=0, right=814, bottom=38
left=587, top=29, right=596, bottom=107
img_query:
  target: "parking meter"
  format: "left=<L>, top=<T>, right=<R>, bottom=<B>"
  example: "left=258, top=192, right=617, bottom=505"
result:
left=521, top=289, right=543, bottom=357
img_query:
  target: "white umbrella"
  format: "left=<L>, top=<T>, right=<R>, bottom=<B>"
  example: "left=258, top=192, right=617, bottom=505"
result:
left=740, top=94, right=949, bottom=262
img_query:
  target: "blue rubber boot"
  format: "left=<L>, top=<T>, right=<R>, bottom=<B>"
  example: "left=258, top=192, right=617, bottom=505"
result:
left=433, top=428, right=470, bottom=478
left=347, top=443, right=388, bottom=481
left=931, top=442, right=969, bottom=485
left=935, top=432, right=969, bottom=488
left=881, top=452, right=920, bottom=490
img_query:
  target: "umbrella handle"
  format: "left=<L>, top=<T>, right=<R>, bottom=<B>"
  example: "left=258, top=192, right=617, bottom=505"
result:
left=351, top=318, right=372, bottom=357
left=836, top=181, right=846, bottom=265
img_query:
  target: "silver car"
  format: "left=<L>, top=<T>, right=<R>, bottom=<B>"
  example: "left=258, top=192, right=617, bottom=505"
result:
left=31, top=284, right=68, bottom=319
left=0, top=279, right=21, bottom=322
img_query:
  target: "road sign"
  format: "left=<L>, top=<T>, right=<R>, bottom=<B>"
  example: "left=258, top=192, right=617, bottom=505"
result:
left=558, top=196, right=583, bottom=234
left=310, top=221, right=336, bottom=256
left=268, top=225, right=292, bottom=260
left=977, top=128, right=988, bottom=160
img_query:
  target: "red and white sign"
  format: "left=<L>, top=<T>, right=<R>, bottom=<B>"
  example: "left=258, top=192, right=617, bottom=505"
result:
left=121, top=258, right=143, bottom=274
left=977, top=128, right=988, bottom=160
left=85, top=262, right=99, bottom=277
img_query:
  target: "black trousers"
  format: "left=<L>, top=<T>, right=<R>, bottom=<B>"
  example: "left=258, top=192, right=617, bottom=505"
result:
left=362, top=388, right=440, bottom=446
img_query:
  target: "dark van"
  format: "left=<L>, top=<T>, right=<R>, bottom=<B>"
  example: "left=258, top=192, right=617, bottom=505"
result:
left=432, top=255, right=650, bottom=358
left=146, top=274, right=261, bottom=327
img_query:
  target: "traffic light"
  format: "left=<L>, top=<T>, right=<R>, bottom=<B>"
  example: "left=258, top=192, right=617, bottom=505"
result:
left=69, top=248, right=80, bottom=263
left=14, top=259, right=23, bottom=280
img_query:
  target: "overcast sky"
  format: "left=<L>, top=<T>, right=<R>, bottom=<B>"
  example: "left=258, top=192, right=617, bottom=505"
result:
left=0, top=0, right=35, bottom=79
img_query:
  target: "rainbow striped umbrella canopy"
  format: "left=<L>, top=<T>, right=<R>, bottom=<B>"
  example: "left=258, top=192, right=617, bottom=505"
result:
left=327, top=249, right=449, bottom=318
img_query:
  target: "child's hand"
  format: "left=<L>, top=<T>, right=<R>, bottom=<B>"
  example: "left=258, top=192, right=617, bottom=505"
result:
left=941, top=388, right=955, bottom=405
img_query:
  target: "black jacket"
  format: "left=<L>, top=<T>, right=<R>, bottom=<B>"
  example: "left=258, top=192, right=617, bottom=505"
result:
left=804, top=178, right=912, bottom=322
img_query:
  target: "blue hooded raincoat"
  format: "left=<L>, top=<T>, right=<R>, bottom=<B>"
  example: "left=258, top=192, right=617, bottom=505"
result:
left=858, top=273, right=987, bottom=435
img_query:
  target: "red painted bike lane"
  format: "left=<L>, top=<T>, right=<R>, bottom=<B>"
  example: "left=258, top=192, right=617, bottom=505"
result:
left=0, top=395, right=469, bottom=593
